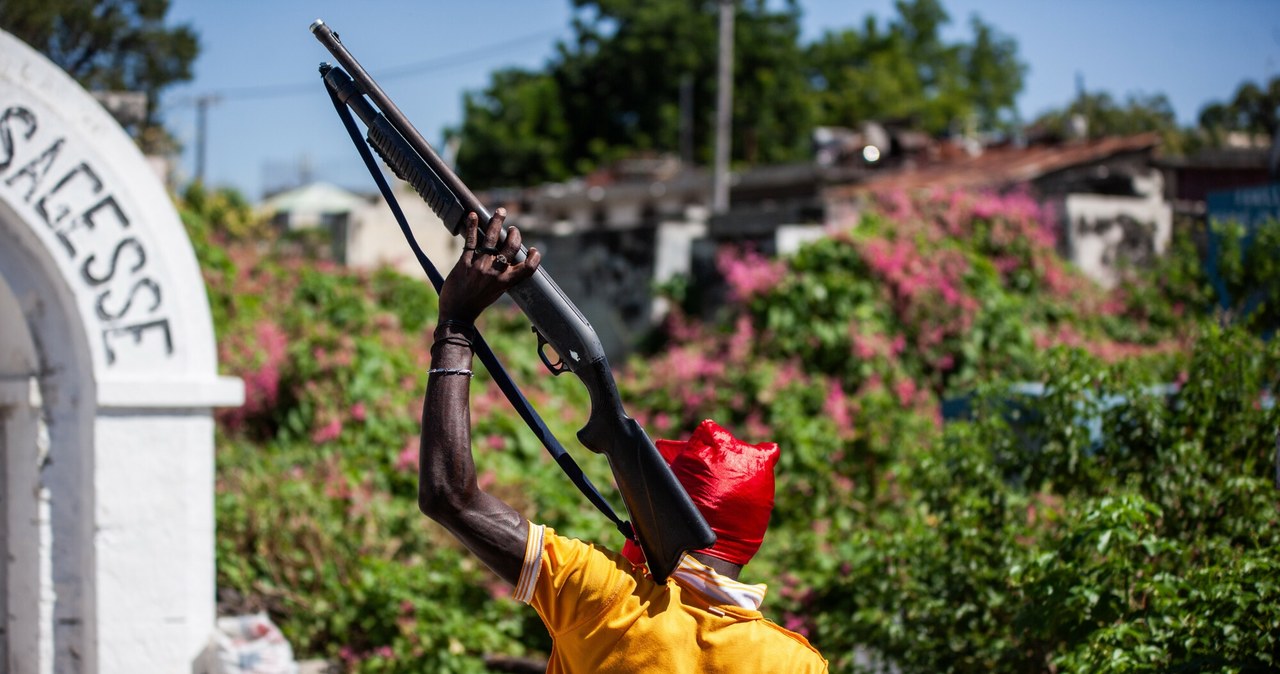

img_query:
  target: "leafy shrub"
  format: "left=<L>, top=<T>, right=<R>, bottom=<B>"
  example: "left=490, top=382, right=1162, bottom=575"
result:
left=1210, top=216, right=1280, bottom=336
left=808, top=327, right=1278, bottom=673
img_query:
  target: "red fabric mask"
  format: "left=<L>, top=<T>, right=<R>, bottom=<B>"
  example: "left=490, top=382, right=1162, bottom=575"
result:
left=622, top=419, right=779, bottom=568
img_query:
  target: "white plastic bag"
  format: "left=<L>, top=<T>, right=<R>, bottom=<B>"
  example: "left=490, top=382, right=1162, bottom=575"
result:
left=207, top=612, right=299, bottom=674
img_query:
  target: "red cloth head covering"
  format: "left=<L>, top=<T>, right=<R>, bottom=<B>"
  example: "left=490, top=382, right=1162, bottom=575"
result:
left=622, top=419, right=780, bottom=568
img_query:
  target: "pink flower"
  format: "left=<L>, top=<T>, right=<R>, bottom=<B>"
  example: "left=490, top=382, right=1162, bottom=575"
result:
left=824, top=379, right=853, bottom=437
left=1173, top=370, right=1189, bottom=390
left=396, top=438, right=420, bottom=473
left=717, top=246, right=787, bottom=302
left=311, top=419, right=342, bottom=444
left=324, top=470, right=351, bottom=500
left=727, top=314, right=756, bottom=362
left=783, top=613, right=811, bottom=638
left=894, top=378, right=918, bottom=407
left=993, top=256, right=1021, bottom=277
left=850, top=327, right=882, bottom=360
left=257, top=320, right=288, bottom=364
left=744, top=412, right=772, bottom=441
left=488, top=579, right=512, bottom=600
left=774, top=360, right=805, bottom=389
left=350, top=402, right=367, bottom=422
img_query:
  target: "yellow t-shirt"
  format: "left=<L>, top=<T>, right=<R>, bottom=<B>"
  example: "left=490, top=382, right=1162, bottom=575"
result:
left=512, top=523, right=828, bottom=673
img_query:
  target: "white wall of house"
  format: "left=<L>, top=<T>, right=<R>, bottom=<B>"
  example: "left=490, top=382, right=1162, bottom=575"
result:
left=1059, top=178, right=1172, bottom=289
left=0, top=29, right=241, bottom=673
left=346, top=187, right=460, bottom=281
left=776, top=224, right=827, bottom=255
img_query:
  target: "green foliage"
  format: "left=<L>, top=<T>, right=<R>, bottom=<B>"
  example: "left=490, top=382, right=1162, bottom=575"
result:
left=805, top=0, right=1025, bottom=133
left=184, top=190, right=620, bottom=670
left=1210, top=217, right=1280, bottom=336
left=1030, top=90, right=1188, bottom=152
left=181, top=182, right=262, bottom=241
left=1197, top=75, right=1280, bottom=146
left=1112, top=217, right=1215, bottom=339
left=810, top=328, right=1279, bottom=673
left=194, top=187, right=1280, bottom=672
left=0, top=0, right=199, bottom=151
left=456, top=0, right=815, bottom=186
left=455, top=0, right=1026, bottom=187
left=455, top=68, right=571, bottom=187
left=216, top=438, right=536, bottom=673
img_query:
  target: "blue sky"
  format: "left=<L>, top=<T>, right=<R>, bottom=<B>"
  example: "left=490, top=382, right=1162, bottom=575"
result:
left=161, top=0, right=1278, bottom=201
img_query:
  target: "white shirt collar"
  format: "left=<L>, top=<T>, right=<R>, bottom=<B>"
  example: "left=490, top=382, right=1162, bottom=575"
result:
left=669, top=554, right=767, bottom=611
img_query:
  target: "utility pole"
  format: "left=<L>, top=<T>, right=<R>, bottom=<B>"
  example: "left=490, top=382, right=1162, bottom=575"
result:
left=194, top=95, right=221, bottom=184
left=679, top=74, right=694, bottom=166
left=712, top=0, right=735, bottom=215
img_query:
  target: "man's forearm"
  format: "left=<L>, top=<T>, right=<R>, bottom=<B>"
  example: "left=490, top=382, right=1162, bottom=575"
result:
left=418, top=321, right=526, bottom=585
left=415, top=211, right=540, bottom=586
left=418, top=323, right=479, bottom=515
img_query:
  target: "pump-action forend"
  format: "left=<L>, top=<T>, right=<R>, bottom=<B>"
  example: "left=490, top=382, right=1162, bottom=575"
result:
left=310, top=20, right=715, bottom=583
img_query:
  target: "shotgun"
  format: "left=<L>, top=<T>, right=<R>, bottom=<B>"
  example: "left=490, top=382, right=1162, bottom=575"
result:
left=310, top=19, right=715, bottom=583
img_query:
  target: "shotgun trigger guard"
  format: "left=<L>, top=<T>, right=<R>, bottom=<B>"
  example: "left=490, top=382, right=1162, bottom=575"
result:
left=534, top=327, right=569, bottom=375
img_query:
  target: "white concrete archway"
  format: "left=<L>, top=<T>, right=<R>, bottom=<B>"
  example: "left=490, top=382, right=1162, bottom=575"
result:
left=0, top=28, right=242, bottom=673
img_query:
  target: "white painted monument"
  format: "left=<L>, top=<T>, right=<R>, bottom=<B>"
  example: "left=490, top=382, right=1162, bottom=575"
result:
left=0, top=28, right=242, bottom=673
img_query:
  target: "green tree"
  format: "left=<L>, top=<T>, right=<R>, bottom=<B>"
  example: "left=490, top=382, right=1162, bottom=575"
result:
left=962, top=15, right=1023, bottom=131
left=456, top=0, right=814, bottom=187
left=1197, top=75, right=1280, bottom=146
left=454, top=68, right=572, bottom=187
left=0, top=0, right=199, bottom=152
left=455, top=0, right=1027, bottom=188
left=804, top=0, right=1025, bottom=134
left=1032, top=90, right=1187, bottom=152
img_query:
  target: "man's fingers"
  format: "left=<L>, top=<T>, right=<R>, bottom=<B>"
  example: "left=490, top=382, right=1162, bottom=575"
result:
left=461, top=212, right=480, bottom=264
left=514, top=247, right=541, bottom=280
left=482, top=208, right=507, bottom=249
left=502, top=226, right=522, bottom=258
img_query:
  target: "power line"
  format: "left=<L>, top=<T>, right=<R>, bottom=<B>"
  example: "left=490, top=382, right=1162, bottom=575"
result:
left=165, top=26, right=565, bottom=108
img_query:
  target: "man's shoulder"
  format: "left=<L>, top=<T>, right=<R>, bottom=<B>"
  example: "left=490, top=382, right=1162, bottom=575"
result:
left=533, top=526, right=650, bottom=592
left=540, top=527, right=637, bottom=574
left=755, top=619, right=828, bottom=669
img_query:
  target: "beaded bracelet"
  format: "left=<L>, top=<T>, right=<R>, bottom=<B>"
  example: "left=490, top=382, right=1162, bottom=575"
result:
left=434, top=319, right=475, bottom=339
left=430, top=335, right=474, bottom=353
left=432, top=319, right=476, bottom=352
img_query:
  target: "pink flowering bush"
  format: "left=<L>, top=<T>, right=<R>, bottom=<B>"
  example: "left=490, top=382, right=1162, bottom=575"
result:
left=618, top=187, right=1249, bottom=668
left=186, top=183, right=1274, bottom=673
left=186, top=184, right=642, bottom=672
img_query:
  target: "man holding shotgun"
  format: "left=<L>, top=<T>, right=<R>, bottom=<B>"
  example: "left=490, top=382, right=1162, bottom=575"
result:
left=419, top=208, right=827, bottom=672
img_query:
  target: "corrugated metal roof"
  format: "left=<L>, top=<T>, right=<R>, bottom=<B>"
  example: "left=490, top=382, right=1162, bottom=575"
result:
left=828, top=133, right=1161, bottom=198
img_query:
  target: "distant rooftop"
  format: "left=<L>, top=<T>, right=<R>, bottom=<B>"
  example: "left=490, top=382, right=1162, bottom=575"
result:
left=260, top=182, right=369, bottom=216
left=829, top=133, right=1162, bottom=197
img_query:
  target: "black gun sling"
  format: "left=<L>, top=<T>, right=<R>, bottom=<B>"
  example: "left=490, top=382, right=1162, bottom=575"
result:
left=322, top=74, right=635, bottom=543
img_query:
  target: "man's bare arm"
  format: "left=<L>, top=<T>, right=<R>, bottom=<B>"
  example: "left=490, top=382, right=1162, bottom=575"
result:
left=418, top=209, right=542, bottom=587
